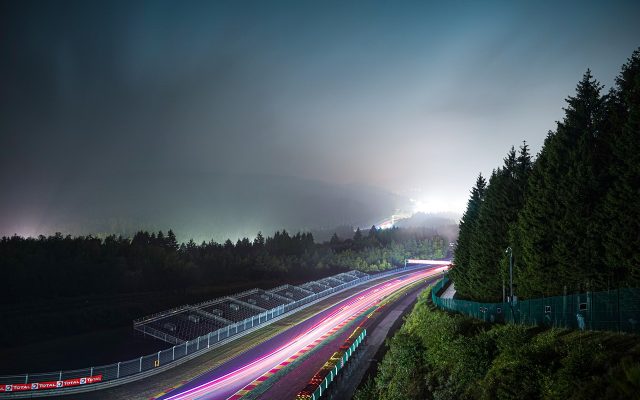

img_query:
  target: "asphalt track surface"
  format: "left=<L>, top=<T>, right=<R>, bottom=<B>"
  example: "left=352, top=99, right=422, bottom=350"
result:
left=66, top=268, right=432, bottom=400
left=257, top=276, right=437, bottom=400
left=158, top=266, right=447, bottom=400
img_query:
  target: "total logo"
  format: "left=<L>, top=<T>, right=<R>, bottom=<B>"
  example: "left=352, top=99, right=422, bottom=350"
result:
left=57, top=381, right=63, bottom=388
left=4, top=385, right=11, bottom=392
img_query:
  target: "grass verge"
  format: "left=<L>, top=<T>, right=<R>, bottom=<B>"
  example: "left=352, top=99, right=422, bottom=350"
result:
left=355, top=286, right=640, bottom=400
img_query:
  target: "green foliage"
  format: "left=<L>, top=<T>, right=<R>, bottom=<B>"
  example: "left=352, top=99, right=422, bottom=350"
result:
left=455, top=143, right=531, bottom=302
left=374, top=331, right=428, bottom=400
left=356, top=287, right=640, bottom=400
left=353, top=377, right=377, bottom=400
left=0, top=227, right=447, bottom=305
left=603, top=49, right=640, bottom=287
left=451, top=48, right=640, bottom=300
left=450, top=174, right=486, bottom=299
left=0, top=227, right=448, bottom=346
left=611, top=358, right=640, bottom=398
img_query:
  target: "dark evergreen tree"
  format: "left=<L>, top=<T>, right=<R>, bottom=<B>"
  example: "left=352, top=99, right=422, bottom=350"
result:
left=603, top=49, right=640, bottom=287
left=353, top=227, right=363, bottom=241
left=515, top=131, right=560, bottom=297
left=450, top=173, right=486, bottom=298
left=517, top=71, right=607, bottom=297
left=166, top=229, right=179, bottom=252
left=507, top=141, right=533, bottom=293
left=156, top=230, right=165, bottom=247
left=466, top=146, right=531, bottom=302
left=253, top=231, right=265, bottom=248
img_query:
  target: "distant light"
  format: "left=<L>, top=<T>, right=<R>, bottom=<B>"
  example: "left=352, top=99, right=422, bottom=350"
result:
left=406, top=259, right=451, bottom=265
left=378, top=220, right=394, bottom=230
left=410, top=196, right=462, bottom=214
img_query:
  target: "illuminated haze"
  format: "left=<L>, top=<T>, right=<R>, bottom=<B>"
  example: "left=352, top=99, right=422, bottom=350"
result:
left=1, top=1, right=639, bottom=241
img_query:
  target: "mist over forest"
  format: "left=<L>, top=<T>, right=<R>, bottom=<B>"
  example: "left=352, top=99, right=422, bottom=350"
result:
left=1, top=172, right=415, bottom=242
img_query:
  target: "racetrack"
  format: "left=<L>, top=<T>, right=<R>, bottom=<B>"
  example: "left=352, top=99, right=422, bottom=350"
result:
left=158, top=266, right=447, bottom=400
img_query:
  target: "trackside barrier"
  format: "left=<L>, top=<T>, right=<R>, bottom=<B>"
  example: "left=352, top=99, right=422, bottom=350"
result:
left=296, top=327, right=367, bottom=400
left=0, top=263, right=432, bottom=398
left=432, top=276, right=640, bottom=333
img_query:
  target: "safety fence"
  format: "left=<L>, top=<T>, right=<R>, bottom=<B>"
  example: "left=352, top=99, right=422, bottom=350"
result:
left=0, top=263, right=429, bottom=397
left=296, top=327, right=367, bottom=400
left=431, top=277, right=640, bottom=334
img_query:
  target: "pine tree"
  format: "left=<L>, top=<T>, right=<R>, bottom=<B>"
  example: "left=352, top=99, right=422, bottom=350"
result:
left=466, top=146, right=530, bottom=302
left=253, top=231, right=265, bottom=248
left=518, top=71, right=607, bottom=297
left=603, top=49, right=640, bottom=287
left=450, top=173, right=486, bottom=299
left=353, top=228, right=363, bottom=242
left=507, top=141, right=532, bottom=293
left=552, top=70, right=607, bottom=292
left=166, top=229, right=179, bottom=252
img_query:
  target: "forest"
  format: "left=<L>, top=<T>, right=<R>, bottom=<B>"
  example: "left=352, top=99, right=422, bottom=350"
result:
left=0, top=226, right=448, bottom=306
left=450, top=49, right=640, bottom=302
left=0, top=226, right=448, bottom=346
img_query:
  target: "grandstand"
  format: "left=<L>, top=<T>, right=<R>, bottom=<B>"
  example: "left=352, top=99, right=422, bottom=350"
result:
left=146, top=308, right=227, bottom=342
left=202, top=298, right=260, bottom=323
left=316, top=276, right=344, bottom=288
left=333, top=272, right=358, bottom=283
left=349, top=270, right=368, bottom=278
left=133, top=270, right=371, bottom=344
left=235, top=288, right=293, bottom=309
left=268, top=284, right=313, bottom=301
left=299, top=281, right=331, bottom=294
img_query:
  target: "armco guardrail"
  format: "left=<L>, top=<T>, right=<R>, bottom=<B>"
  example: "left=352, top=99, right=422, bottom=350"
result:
left=296, top=326, right=367, bottom=400
left=0, top=264, right=431, bottom=398
left=432, top=276, right=640, bottom=333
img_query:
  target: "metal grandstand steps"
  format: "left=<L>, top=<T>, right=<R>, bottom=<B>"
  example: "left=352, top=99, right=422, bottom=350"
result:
left=133, top=270, right=371, bottom=344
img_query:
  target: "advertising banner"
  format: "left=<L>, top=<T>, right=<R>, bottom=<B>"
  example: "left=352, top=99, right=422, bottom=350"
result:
left=0, top=375, right=103, bottom=392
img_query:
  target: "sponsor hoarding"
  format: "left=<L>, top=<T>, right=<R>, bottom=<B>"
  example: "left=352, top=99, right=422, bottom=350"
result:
left=0, top=375, right=102, bottom=392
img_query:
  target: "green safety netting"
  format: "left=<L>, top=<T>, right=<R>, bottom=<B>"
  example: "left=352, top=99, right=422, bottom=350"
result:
left=432, top=277, right=640, bottom=334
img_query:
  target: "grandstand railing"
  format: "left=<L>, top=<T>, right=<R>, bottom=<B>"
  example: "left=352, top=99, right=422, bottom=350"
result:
left=0, top=263, right=432, bottom=398
left=431, top=276, right=640, bottom=334
left=132, top=304, right=191, bottom=325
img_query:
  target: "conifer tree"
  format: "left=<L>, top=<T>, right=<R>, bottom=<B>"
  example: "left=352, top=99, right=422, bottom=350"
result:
left=450, top=174, right=486, bottom=298
left=508, top=142, right=533, bottom=283
left=467, top=146, right=530, bottom=301
left=603, top=49, right=640, bottom=287
left=452, top=50, right=640, bottom=299
left=166, top=229, right=179, bottom=252
left=353, top=227, right=363, bottom=242
left=518, top=71, right=606, bottom=297
left=253, top=231, right=265, bottom=248
left=552, top=70, right=607, bottom=292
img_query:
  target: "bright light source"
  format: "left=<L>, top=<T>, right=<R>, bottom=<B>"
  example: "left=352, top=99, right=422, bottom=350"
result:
left=410, top=197, right=451, bottom=214
left=409, top=196, right=465, bottom=214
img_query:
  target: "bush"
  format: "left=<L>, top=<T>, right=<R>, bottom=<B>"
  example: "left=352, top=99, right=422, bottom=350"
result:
left=356, top=287, right=640, bottom=400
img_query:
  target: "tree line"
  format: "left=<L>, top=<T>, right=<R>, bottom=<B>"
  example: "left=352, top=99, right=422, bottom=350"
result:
left=450, top=48, right=640, bottom=301
left=0, top=226, right=449, bottom=306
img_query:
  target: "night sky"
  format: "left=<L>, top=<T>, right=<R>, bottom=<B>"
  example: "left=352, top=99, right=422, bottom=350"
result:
left=1, top=0, right=639, bottom=240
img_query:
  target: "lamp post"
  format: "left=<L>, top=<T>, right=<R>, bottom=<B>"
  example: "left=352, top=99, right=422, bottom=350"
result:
left=505, top=247, right=513, bottom=303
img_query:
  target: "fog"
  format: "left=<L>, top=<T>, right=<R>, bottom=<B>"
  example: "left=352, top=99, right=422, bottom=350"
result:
left=1, top=0, right=639, bottom=240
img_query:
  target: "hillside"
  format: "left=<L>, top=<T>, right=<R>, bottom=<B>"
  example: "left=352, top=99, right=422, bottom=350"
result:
left=356, top=288, right=640, bottom=400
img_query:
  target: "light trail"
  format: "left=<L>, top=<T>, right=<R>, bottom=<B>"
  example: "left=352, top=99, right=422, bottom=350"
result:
left=161, top=266, right=448, bottom=400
